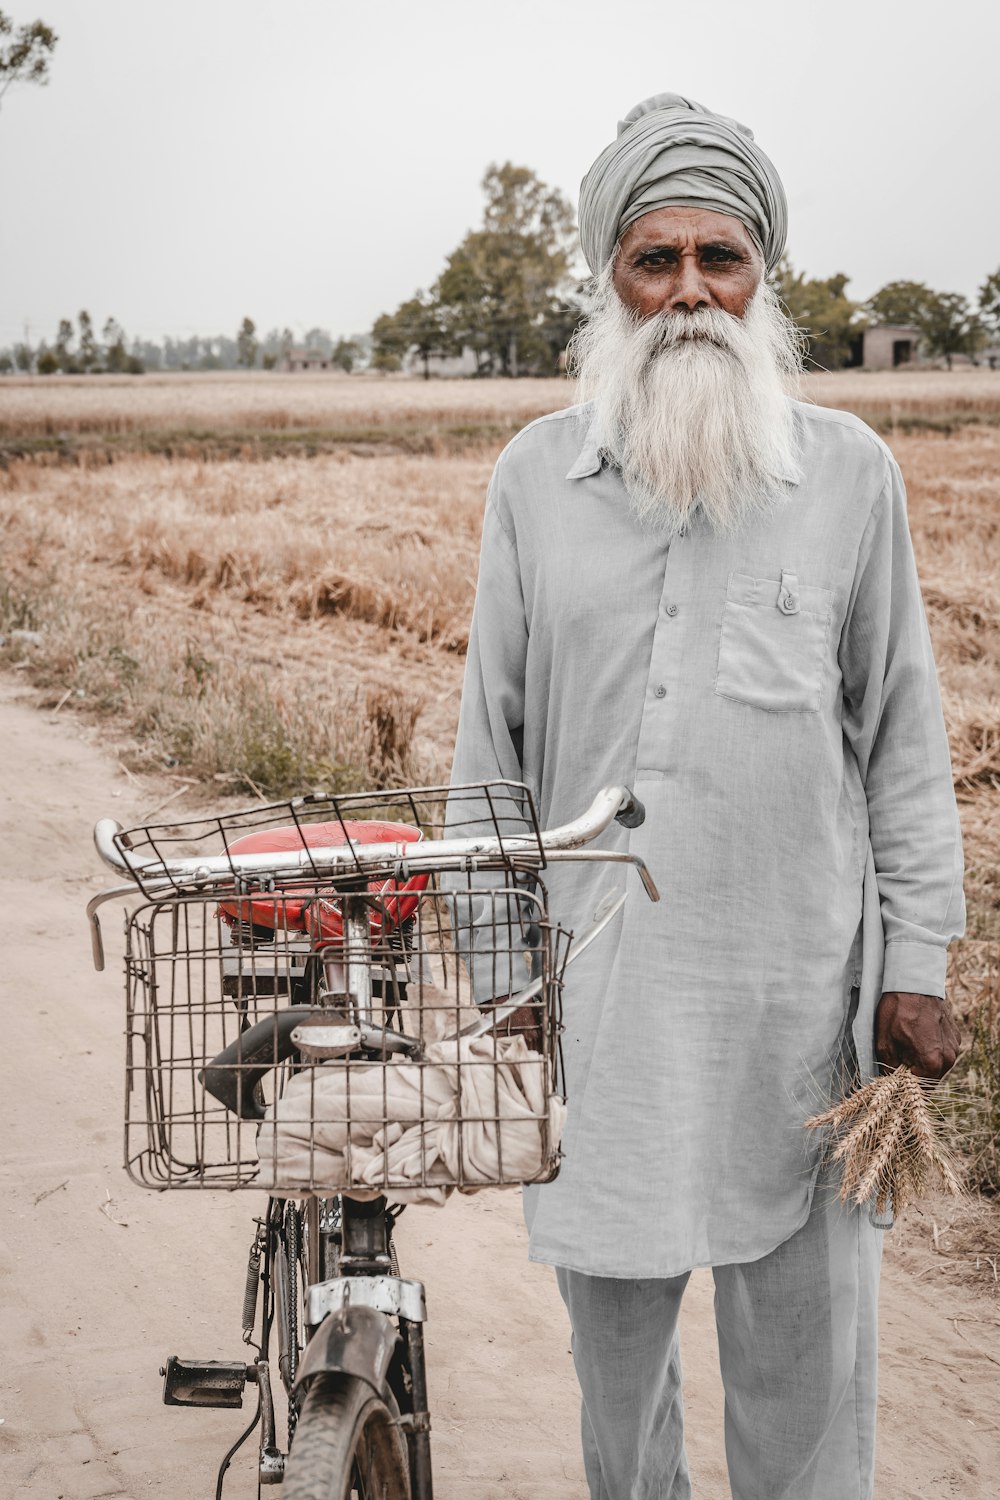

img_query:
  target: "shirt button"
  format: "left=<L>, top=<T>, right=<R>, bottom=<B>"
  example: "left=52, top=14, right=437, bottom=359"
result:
left=665, top=603, right=679, bottom=617
left=654, top=684, right=666, bottom=698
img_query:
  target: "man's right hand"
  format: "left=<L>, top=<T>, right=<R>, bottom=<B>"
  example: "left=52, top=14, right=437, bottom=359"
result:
left=487, top=1002, right=544, bottom=1053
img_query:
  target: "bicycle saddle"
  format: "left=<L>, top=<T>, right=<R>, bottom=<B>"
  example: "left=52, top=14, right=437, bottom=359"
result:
left=217, top=820, right=428, bottom=941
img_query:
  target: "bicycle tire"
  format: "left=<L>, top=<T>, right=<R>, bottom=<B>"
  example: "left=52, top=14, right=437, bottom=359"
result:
left=283, top=1373, right=411, bottom=1500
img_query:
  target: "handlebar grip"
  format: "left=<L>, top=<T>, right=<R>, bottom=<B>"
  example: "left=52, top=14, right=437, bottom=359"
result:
left=614, top=788, right=646, bottom=830
left=94, top=817, right=146, bottom=876
left=199, top=1009, right=324, bottom=1120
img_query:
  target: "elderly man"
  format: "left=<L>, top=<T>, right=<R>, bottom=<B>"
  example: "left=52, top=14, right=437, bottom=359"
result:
left=450, top=94, right=964, bottom=1499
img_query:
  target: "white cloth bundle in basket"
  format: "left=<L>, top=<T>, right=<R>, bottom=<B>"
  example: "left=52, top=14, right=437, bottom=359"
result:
left=256, top=1033, right=566, bottom=1206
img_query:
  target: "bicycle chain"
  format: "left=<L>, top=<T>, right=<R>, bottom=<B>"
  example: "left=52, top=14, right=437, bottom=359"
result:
left=284, top=1202, right=300, bottom=1388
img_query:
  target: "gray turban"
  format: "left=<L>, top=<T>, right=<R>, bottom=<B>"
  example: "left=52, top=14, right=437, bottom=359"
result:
left=578, top=92, right=787, bottom=275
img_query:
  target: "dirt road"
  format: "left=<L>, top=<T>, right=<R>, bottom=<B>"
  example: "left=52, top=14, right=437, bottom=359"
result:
left=1, top=680, right=997, bottom=1499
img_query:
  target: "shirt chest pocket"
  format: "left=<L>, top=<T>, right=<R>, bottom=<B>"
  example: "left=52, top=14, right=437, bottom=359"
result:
left=714, top=571, right=834, bottom=713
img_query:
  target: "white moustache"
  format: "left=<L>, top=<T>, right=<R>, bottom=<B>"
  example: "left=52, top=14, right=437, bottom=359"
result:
left=652, top=308, right=744, bottom=348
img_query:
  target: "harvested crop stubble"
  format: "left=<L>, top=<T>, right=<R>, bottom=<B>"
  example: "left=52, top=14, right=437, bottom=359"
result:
left=945, top=948, right=1000, bottom=1195
left=0, top=450, right=488, bottom=787
left=2, top=451, right=489, bottom=651
left=0, top=371, right=573, bottom=440
left=891, top=430, right=1000, bottom=931
left=804, top=369, right=1000, bottom=431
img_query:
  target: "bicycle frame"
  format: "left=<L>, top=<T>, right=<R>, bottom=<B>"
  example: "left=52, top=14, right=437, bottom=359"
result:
left=202, top=889, right=443, bottom=1495
left=90, top=782, right=659, bottom=1495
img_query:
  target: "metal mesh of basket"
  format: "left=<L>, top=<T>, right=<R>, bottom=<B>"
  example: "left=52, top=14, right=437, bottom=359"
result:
left=119, top=783, right=569, bottom=1194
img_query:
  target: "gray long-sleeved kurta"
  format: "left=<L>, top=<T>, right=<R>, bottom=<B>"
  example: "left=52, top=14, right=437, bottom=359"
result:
left=450, top=398, right=965, bottom=1279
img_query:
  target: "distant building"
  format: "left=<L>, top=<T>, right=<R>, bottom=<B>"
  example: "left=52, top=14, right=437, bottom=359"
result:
left=280, top=347, right=333, bottom=372
left=861, top=325, right=923, bottom=371
left=402, top=346, right=481, bottom=378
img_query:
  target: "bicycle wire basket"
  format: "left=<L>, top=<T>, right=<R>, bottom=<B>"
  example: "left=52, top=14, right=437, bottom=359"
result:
left=115, top=781, right=570, bottom=1196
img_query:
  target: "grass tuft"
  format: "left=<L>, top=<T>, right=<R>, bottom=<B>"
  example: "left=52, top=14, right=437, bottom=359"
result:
left=944, top=947, right=1000, bottom=1195
left=0, top=567, right=430, bottom=797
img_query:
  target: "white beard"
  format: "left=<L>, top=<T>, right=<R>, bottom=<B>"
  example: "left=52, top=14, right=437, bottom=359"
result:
left=570, top=269, right=803, bottom=536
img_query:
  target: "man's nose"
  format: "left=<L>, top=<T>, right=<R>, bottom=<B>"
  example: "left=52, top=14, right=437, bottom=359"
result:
left=668, top=256, right=712, bottom=312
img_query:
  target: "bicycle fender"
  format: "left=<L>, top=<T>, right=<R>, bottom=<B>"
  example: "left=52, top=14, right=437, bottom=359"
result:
left=294, top=1303, right=399, bottom=1400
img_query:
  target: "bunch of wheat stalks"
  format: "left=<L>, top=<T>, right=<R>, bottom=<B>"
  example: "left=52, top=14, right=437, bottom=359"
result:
left=805, top=1066, right=965, bottom=1216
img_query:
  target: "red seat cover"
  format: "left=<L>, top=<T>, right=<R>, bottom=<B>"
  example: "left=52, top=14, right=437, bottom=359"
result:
left=218, top=820, right=428, bottom=941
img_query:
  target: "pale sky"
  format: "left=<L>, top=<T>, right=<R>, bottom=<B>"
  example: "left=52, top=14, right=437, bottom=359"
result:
left=1, top=0, right=998, bottom=350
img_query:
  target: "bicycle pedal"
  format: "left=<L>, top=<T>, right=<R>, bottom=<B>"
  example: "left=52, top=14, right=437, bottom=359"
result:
left=160, top=1355, right=255, bottom=1408
left=259, top=1446, right=285, bottom=1484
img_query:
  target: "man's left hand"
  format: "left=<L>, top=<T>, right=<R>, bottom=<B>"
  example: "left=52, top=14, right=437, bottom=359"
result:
left=874, top=991, right=962, bottom=1080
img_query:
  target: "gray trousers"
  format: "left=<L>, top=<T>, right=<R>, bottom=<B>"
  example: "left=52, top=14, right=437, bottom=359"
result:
left=555, top=1177, right=883, bottom=1500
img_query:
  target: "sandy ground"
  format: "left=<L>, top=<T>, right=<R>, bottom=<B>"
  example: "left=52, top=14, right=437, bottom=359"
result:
left=1, top=678, right=998, bottom=1499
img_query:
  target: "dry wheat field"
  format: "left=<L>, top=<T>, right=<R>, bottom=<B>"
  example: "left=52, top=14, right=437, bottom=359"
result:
left=1, top=368, right=999, bottom=1209
left=0, top=371, right=573, bottom=457
left=3, top=368, right=1000, bottom=451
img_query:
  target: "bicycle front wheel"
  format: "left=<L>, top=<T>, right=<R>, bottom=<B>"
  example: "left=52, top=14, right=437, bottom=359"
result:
left=283, top=1373, right=411, bottom=1500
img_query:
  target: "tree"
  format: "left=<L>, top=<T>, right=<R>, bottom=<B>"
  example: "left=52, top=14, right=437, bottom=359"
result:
left=103, top=317, right=128, bottom=372
left=130, top=337, right=161, bottom=372
left=236, top=316, right=257, bottom=369
left=371, top=162, right=580, bottom=377
left=864, top=280, right=937, bottom=329
left=772, top=259, right=864, bottom=369
left=36, top=344, right=57, bottom=374
left=370, top=316, right=403, bottom=373
left=54, top=315, right=75, bottom=372
left=259, top=326, right=295, bottom=367
left=77, top=309, right=99, bottom=370
left=434, top=163, right=578, bottom=375
left=0, top=9, right=56, bottom=110
left=918, top=291, right=984, bottom=370
left=13, top=341, right=31, bottom=371
left=331, top=337, right=360, bottom=373
left=978, top=266, right=1000, bottom=342
left=433, top=243, right=497, bottom=373
left=372, top=295, right=453, bottom=378
left=0, top=350, right=12, bottom=373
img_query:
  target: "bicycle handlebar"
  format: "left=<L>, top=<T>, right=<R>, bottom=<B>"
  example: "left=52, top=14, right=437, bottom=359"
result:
left=93, top=783, right=649, bottom=886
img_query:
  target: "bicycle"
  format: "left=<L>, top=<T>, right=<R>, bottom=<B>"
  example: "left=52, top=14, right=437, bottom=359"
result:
left=87, top=778, right=658, bottom=1498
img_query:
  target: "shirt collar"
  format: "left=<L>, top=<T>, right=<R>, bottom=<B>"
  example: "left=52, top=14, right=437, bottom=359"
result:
left=565, top=407, right=604, bottom=480
left=565, top=400, right=802, bottom=487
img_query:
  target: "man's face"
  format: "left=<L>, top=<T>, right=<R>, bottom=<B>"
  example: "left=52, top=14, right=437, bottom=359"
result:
left=612, top=206, right=764, bottom=322
left=574, top=202, right=800, bottom=536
